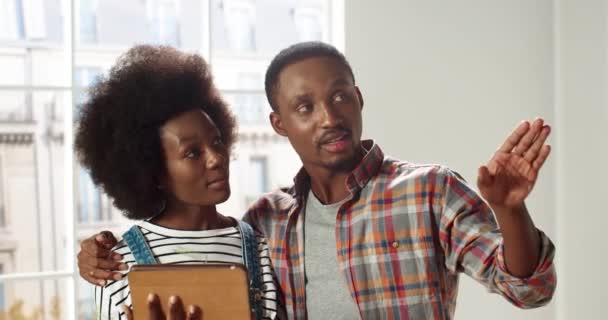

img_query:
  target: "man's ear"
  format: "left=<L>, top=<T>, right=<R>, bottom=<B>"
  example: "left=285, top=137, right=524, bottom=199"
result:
left=269, top=111, right=287, bottom=137
left=355, top=86, right=364, bottom=110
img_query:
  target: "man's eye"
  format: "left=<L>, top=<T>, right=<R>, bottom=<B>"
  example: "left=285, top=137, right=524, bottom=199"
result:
left=334, top=93, right=346, bottom=103
left=297, top=104, right=312, bottom=113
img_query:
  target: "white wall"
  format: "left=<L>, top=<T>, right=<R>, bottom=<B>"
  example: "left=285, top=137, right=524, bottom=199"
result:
left=346, top=0, right=607, bottom=319
left=555, top=0, right=608, bottom=319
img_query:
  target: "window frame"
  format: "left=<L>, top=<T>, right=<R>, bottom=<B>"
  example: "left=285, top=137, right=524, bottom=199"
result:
left=0, top=1, right=343, bottom=319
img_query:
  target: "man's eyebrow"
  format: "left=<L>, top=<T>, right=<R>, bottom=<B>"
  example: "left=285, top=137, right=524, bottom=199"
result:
left=330, top=78, right=351, bottom=88
left=289, top=92, right=313, bottom=106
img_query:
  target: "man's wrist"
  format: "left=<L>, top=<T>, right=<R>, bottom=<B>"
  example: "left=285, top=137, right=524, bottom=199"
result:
left=489, top=202, right=527, bottom=218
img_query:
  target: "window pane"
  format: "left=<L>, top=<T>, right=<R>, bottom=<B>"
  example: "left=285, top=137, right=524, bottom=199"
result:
left=73, top=66, right=103, bottom=121
left=0, top=0, right=68, bottom=87
left=212, top=0, right=329, bottom=57
left=79, top=0, right=98, bottom=44
left=0, top=0, right=24, bottom=41
left=250, top=157, right=268, bottom=194
left=0, top=0, right=63, bottom=43
left=30, top=49, right=71, bottom=87
left=0, top=278, right=71, bottom=319
left=214, top=63, right=265, bottom=91
left=0, top=53, right=26, bottom=86
left=76, top=0, right=207, bottom=50
left=0, top=91, right=30, bottom=122
left=223, top=92, right=270, bottom=126
left=0, top=90, right=66, bottom=274
left=77, top=166, right=101, bottom=223
left=76, top=277, right=96, bottom=320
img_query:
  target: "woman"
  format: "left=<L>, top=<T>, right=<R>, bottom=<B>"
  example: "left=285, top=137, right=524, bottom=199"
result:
left=75, top=45, right=283, bottom=320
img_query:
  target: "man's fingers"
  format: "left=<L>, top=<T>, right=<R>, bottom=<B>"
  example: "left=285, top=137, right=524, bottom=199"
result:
left=532, top=145, right=551, bottom=171
left=496, top=120, right=530, bottom=154
left=512, top=118, right=544, bottom=156
left=187, top=305, right=202, bottom=320
left=477, top=165, right=493, bottom=188
left=90, top=268, right=124, bottom=281
left=79, top=266, right=114, bottom=286
left=148, top=293, right=166, bottom=320
left=78, top=249, right=126, bottom=270
left=169, top=296, right=186, bottom=320
left=95, top=231, right=119, bottom=249
left=78, top=266, right=108, bottom=286
left=122, top=304, right=134, bottom=320
left=77, top=247, right=127, bottom=287
left=80, top=236, right=118, bottom=259
left=523, top=125, right=551, bottom=162
left=77, top=231, right=126, bottom=286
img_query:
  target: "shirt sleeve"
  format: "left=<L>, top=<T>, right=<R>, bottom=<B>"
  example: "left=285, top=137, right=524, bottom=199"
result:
left=256, top=235, right=287, bottom=319
left=437, top=167, right=556, bottom=308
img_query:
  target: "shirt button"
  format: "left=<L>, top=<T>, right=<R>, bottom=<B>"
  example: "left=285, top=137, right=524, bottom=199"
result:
left=392, top=241, right=399, bottom=248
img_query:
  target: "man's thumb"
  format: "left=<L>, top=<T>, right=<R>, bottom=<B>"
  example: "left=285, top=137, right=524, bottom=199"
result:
left=95, top=231, right=117, bottom=249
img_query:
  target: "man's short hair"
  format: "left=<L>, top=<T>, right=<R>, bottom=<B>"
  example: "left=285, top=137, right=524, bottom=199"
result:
left=264, top=41, right=355, bottom=111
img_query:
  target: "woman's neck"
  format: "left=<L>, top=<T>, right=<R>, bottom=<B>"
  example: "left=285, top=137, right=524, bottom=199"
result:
left=149, top=202, right=233, bottom=231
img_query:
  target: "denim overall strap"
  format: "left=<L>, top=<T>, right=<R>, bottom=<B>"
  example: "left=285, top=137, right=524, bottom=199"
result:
left=122, top=225, right=157, bottom=265
left=237, top=220, right=263, bottom=320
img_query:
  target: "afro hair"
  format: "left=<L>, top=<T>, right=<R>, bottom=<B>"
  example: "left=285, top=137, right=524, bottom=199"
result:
left=75, top=45, right=237, bottom=220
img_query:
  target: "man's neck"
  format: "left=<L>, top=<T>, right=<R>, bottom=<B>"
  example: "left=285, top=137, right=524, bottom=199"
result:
left=308, top=171, right=351, bottom=205
left=305, top=147, right=366, bottom=204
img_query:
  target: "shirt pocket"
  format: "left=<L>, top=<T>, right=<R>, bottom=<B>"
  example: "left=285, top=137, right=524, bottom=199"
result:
left=369, top=209, right=443, bottom=301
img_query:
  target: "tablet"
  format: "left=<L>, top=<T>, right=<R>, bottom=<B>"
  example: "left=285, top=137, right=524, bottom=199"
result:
left=128, top=264, right=253, bottom=320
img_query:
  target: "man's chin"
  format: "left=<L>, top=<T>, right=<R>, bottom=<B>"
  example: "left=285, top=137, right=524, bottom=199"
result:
left=322, top=153, right=359, bottom=172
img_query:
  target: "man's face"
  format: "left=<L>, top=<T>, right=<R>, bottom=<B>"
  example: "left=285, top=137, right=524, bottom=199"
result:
left=270, top=56, right=363, bottom=173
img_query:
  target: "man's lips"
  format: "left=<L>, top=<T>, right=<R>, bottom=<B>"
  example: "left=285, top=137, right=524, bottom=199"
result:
left=318, top=131, right=350, bottom=145
left=319, top=133, right=350, bottom=153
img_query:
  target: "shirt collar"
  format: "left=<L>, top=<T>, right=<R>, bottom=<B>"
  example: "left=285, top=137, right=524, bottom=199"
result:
left=291, top=139, right=385, bottom=197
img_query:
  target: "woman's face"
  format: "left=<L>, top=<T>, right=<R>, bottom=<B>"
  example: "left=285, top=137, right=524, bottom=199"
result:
left=159, top=109, right=230, bottom=207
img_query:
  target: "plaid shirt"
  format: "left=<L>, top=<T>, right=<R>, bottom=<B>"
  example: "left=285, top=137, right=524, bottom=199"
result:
left=244, top=140, right=556, bottom=320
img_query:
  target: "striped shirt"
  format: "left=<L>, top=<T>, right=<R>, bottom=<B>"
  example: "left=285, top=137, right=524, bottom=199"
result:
left=243, top=140, right=556, bottom=320
left=95, top=221, right=284, bottom=320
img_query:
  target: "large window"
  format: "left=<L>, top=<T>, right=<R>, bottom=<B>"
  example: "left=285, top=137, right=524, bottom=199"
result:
left=0, top=0, right=341, bottom=319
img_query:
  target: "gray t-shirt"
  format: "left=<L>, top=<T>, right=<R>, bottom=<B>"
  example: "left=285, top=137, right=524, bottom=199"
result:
left=304, top=190, right=361, bottom=320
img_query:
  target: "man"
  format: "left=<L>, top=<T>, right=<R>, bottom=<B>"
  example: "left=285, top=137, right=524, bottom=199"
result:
left=78, top=42, right=555, bottom=320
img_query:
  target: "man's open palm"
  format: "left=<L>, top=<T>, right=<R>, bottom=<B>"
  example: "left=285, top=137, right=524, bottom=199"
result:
left=478, top=118, right=551, bottom=208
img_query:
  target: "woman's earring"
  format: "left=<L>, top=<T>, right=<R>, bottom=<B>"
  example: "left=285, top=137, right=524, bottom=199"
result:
left=156, top=199, right=167, bottom=215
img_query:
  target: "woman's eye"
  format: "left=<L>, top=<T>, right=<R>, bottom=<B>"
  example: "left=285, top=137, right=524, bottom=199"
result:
left=213, top=138, right=224, bottom=146
left=186, top=149, right=201, bottom=159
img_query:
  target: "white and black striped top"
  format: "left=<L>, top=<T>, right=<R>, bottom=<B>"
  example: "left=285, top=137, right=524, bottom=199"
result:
left=95, top=221, right=283, bottom=320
